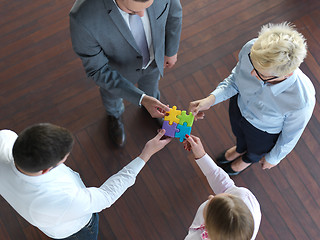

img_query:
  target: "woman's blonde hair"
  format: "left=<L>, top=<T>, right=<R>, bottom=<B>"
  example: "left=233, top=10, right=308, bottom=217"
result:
left=250, top=22, right=307, bottom=76
left=205, top=194, right=254, bottom=240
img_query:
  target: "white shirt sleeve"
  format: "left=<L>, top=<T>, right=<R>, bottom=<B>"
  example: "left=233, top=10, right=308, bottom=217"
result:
left=64, top=157, right=146, bottom=219
left=0, top=130, right=18, bottom=163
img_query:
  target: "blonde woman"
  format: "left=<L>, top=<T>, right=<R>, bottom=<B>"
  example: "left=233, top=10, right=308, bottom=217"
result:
left=189, top=22, right=315, bottom=175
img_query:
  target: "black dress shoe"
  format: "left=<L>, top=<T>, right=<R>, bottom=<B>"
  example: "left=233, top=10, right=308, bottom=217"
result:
left=221, top=161, right=251, bottom=176
left=107, top=115, right=126, bottom=147
left=216, top=150, right=231, bottom=164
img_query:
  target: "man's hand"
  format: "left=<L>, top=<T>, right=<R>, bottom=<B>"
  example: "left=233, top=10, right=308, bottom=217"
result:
left=141, top=95, right=170, bottom=118
left=259, top=156, right=276, bottom=169
left=183, top=134, right=206, bottom=159
left=164, top=54, right=177, bottom=69
left=139, top=129, right=173, bottom=162
left=188, top=95, right=216, bottom=121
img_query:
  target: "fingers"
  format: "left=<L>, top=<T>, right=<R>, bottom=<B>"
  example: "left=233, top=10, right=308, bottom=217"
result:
left=156, top=100, right=170, bottom=112
left=155, top=129, right=166, bottom=140
left=194, top=112, right=205, bottom=121
left=189, top=106, right=199, bottom=117
left=161, top=104, right=170, bottom=113
left=164, top=62, right=173, bottom=69
left=188, top=102, right=197, bottom=115
left=183, top=141, right=191, bottom=151
left=162, top=136, right=173, bottom=145
left=185, top=134, right=196, bottom=146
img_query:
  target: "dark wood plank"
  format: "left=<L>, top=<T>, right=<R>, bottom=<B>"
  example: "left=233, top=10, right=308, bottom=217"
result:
left=1, top=0, right=320, bottom=239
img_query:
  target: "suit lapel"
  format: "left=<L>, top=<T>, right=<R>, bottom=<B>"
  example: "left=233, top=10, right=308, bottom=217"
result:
left=147, top=4, right=157, bottom=50
left=103, top=0, right=140, bottom=53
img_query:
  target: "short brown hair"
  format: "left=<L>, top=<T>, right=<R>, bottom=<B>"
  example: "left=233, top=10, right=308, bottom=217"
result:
left=13, top=123, right=74, bottom=173
left=205, top=194, right=254, bottom=240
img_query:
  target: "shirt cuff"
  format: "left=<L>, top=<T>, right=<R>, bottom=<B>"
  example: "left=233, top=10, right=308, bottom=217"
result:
left=210, top=90, right=223, bottom=106
left=264, top=153, right=281, bottom=165
left=128, top=157, right=146, bottom=173
left=139, top=93, right=146, bottom=107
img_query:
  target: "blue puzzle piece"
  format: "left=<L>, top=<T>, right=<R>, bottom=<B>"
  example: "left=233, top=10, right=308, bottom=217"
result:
left=175, top=122, right=191, bottom=142
left=162, top=121, right=179, bottom=138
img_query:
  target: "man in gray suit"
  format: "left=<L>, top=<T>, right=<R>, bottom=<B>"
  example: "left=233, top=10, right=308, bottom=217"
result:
left=70, top=0, right=182, bottom=147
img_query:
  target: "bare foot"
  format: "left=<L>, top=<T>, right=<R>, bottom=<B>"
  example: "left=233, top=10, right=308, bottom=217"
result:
left=231, top=157, right=251, bottom=172
left=225, top=146, right=246, bottom=161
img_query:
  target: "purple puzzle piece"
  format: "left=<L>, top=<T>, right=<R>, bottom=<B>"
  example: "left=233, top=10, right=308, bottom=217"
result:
left=162, top=121, right=179, bottom=137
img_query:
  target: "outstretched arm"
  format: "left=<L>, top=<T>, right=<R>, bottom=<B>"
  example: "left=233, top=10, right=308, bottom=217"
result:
left=184, top=135, right=235, bottom=194
left=68, top=129, right=172, bottom=219
left=188, top=95, right=216, bottom=121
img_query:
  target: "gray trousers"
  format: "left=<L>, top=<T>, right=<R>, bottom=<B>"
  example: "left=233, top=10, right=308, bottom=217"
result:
left=99, top=61, right=160, bottom=118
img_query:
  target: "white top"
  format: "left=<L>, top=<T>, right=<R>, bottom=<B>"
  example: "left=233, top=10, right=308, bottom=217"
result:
left=185, top=154, right=261, bottom=240
left=0, top=129, right=145, bottom=239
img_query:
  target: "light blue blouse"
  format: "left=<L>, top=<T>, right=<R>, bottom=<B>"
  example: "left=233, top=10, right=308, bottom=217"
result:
left=212, top=39, right=316, bottom=165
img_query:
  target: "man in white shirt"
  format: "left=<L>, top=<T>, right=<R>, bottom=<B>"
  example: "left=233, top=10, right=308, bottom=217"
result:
left=0, top=123, right=171, bottom=239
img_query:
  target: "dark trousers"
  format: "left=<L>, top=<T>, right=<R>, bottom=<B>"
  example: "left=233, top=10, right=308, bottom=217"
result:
left=229, top=95, right=280, bottom=163
left=99, top=60, right=160, bottom=118
left=57, top=213, right=99, bottom=240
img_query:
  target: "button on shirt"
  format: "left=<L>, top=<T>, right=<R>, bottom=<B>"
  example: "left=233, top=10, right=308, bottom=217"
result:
left=0, top=130, right=145, bottom=239
left=185, top=154, right=261, bottom=240
left=211, top=39, right=316, bottom=165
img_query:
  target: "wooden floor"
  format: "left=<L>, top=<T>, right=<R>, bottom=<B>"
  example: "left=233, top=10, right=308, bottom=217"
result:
left=1, top=0, right=320, bottom=239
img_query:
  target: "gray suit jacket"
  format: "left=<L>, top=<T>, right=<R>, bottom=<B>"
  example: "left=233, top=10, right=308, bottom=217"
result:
left=70, top=0, right=182, bottom=105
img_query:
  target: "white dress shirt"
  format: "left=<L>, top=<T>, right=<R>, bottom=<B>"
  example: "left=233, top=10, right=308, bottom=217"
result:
left=211, top=39, right=316, bottom=165
left=185, top=154, right=261, bottom=240
left=0, top=130, right=145, bottom=239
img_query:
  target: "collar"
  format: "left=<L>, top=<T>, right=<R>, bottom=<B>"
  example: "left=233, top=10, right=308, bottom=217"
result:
left=113, top=0, right=126, bottom=15
left=267, top=70, right=297, bottom=96
left=11, top=161, right=65, bottom=184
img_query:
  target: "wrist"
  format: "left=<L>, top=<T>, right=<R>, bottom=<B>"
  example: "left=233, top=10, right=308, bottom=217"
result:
left=139, top=151, right=151, bottom=163
left=141, top=94, right=149, bottom=106
left=194, top=152, right=206, bottom=160
left=208, top=94, right=216, bottom=105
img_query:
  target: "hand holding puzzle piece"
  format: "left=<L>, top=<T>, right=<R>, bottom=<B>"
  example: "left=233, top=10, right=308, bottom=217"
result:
left=162, top=106, right=195, bottom=142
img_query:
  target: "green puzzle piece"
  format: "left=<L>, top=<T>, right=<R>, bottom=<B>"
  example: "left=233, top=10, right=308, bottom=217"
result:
left=177, top=110, right=194, bottom=127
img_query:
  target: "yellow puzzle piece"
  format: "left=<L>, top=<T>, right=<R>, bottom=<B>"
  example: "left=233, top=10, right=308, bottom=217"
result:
left=164, top=106, right=181, bottom=125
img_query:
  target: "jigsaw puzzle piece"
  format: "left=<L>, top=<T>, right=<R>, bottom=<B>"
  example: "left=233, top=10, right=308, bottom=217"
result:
left=177, top=111, right=195, bottom=127
left=162, top=121, right=179, bottom=138
left=164, top=106, right=181, bottom=125
left=175, top=122, right=191, bottom=142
